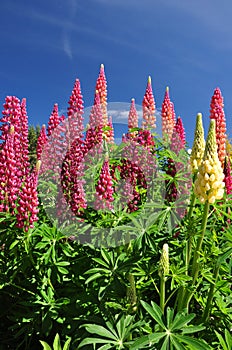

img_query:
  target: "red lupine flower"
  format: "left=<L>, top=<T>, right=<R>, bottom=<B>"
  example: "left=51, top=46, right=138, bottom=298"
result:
left=170, top=116, right=186, bottom=154
left=36, top=125, right=47, bottom=161
left=47, top=103, right=62, bottom=137
left=67, top=78, right=84, bottom=143
left=16, top=163, right=40, bottom=231
left=162, top=86, right=176, bottom=142
left=95, top=157, right=114, bottom=210
left=95, top=63, right=108, bottom=126
left=210, top=87, right=224, bottom=114
left=20, top=98, right=30, bottom=177
left=142, top=76, right=156, bottom=129
left=223, top=156, right=232, bottom=195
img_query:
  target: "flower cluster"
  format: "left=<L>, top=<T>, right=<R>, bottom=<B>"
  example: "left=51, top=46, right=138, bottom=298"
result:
left=194, top=120, right=225, bottom=203
left=162, top=87, right=176, bottom=142
left=190, top=113, right=205, bottom=173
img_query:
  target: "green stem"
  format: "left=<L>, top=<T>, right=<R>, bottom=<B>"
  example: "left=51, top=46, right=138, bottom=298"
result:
left=182, top=201, right=210, bottom=309
left=201, top=263, right=220, bottom=323
left=160, top=276, right=165, bottom=314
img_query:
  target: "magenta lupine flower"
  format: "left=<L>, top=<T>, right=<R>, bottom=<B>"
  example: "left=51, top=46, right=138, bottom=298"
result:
left=83, top=91, right=104, bottom=162
left=36, top=125, right=47, bottom=160
left=61, top=137, right=87, bottom=215
left=170, top=116, right=186, bottom=154
left=20, top=98, right=30, bottom=177
left=223, top=156, right=232, bottom=195
left=209, top=87, right=227, bottom=166
left=162, top=87, right=176, bottom=142
left=0, top=126, right=18, bottom=212
left=16, top=163, right=40, bottom=231
left=142, top=76, right=156, bottom=129
left=128, top=98, right=138, bottom=130
left=67, top=78, right=84, bottom=143
left=47, top=103, right=62, bottom=137
left=95, top=64, right=108, bottom=126
left=95, top=157, right=114, bottom=210
left=0, top=96, right=21, bottom=141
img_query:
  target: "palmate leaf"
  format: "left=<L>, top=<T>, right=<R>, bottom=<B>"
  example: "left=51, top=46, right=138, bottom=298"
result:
left=170, top=311, right=196, bottom=331
left=130, top=333, right=166, bottom=350
left=78, top=337, right=115, bottom=349
left=84, top=324, right=118, bottom=341
left=140, top=300, right=166, bottom=329
left=175, top=334, right=211, bottom=350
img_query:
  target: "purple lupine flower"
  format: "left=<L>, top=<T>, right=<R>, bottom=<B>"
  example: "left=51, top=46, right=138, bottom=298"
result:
left=128, top=98, right=138, bottom=131
left=223, top=156, right=232, bottom=195
left=95, top=157, right=114, bottom=210
left=170, top=116, right=186, bottom=154
left=16, top=162, right=40, bottom=231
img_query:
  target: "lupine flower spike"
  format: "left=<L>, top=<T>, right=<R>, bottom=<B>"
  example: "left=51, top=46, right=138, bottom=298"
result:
left=223, top=156, right=232, bottom=195
left=142, top=76, right=156, bottom=129
left=209, top=88, right=227, bottom=166
left=170, top=116, right=186, bottom=154
left=95, top=64, right=108, bottom=126
left=36, top=125, right=48, bottom=161
left=47, top=103, right=62, bottom=137
left=162, top=87, right=176, bottom=142
left=67, top=78, right=84, bottom=143
left=128, top=98, right=138, bottom=136
left=194, top=119, right=224, bottom=204
left=95, top=155, right=114, bottom=210
left=20, top=98, right=30, bottom=178
left=190, top=113, right=205, bottom=174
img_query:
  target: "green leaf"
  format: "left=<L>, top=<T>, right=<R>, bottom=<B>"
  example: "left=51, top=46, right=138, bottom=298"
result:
left=141, top=301, right=166, bottom=329
left=9, top=240, right=20, bottom=250
left=84, top=324, right=117, bottom=341
left=78, top=337, right=114, bottom=348
left=170, top=335, right=186, bottom=350
left=53, top=333, right=61, bottom=350
left=175, top=334, right=211, bottom=350
left=63, top=338, right=71, bottom=350
left=39, top=341, right=52, bottom=350
left=181, top=325, right=205, bottom=334
left=225, top=329, right=232, bottom=348
left=170, top=312, right=195, bottom=331
left=85, top=272, right=105, bottom=284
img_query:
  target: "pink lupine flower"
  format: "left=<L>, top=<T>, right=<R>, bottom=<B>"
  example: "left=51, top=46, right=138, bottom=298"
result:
left=170, top=116, right=186, bottom=154
left=95, top=64, right=108, bottom=126
left=16, top=162, right=40, bottom=231
left=67, top=78, right=84, bottom=143
left=142, top=76, right=156, bottom=129
left=223, top=156, right=232, bottom=195
left=61, top=137, right=87, bottom=215
left=20, top=98, right=30, bottom=177
left=95, top=157, right=114, bottom=210
left=47, top=103, right=62, bottom=137
left=210, top=87, right=224, bottom=114
left=0, top=96, right=21, bottom=141
left=89, top=91, right=103, bottom=129
left=36, top=125, right=47, bottom=160
left=162, top=87, right=176, bottom=142
left=0, top=126, right=18, bottom=212
left=128, top=98, right=138, bottom=130
left=105, top=116, right=114, bottom=144
left=210, top=103, right=226, bottom=166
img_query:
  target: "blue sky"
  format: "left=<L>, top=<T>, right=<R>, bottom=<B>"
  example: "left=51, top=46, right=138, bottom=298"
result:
left=1, top=0, right=232, bottom=146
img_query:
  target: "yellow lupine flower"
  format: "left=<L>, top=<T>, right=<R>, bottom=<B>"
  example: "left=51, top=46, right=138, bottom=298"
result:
left=190, top=113, right=205, bottom=173
left=159, top=243, right=169, bottom=278
left=194, top=119, right=224, bottom=204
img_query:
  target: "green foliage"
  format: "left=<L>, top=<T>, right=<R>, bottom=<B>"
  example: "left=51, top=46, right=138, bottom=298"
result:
left=40, top=333, right=71, bottom=350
